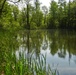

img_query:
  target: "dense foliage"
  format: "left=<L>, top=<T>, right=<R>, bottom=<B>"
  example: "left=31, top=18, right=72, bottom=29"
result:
left=0, top=0, right=76, bottom=30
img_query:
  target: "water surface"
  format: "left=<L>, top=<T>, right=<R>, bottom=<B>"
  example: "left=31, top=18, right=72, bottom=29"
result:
left=0, top=29, right=76, bottom=75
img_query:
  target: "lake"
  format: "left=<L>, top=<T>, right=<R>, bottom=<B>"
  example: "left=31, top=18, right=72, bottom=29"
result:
left=0, top=29, right=76, bottom=75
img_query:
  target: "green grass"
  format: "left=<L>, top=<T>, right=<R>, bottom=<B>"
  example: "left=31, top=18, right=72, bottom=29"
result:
left=1, top=51, right=56, bottom=75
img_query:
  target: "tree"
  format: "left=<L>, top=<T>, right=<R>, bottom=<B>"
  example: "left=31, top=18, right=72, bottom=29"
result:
left=30, top=0, right=43, bottom=29
left=0, top=0, right=6, bottom=16
left=0, top=2, right=12, bottom=28
left=30, top=9, right=43, bottom=29
left=48, top=0, right=59, bottom=29
left=12, top=5, right=19, bottom=21
left=34, top=0, right=40, bottom=10
left=0, top=0, right=20, bottom=17
left=19, top=8, right=27, bottom=27
left=58, top=0, right=67, bottom=28
left=68, top=0, right=71, bottom=28
left=42, top=6, right=48, bottom=25
left=24, top=0, right=32, bottom=29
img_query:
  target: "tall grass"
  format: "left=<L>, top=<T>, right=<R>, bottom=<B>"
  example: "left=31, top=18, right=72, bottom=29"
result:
left=1, top=51, right=56, bottom=75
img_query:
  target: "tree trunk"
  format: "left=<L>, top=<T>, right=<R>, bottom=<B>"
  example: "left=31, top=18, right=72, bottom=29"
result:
left=68, top=0, right=70, bottom=28
left=0, top=0, right=6, bottom=17
left=27, top=4, right=30, bottom=29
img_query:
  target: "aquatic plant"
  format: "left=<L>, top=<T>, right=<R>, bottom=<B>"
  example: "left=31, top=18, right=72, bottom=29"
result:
left=1, top=51, right=56, bottom=75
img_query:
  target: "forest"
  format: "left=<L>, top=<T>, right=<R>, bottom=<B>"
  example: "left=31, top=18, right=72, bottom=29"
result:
left=0, top=0, right=76, bottom=30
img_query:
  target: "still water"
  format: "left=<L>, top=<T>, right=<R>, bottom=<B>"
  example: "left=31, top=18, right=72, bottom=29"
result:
left=0, top=29, right=76, bottom=75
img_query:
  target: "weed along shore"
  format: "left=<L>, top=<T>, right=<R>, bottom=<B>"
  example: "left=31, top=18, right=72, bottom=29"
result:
left=2, top=52, right=56, bottom=75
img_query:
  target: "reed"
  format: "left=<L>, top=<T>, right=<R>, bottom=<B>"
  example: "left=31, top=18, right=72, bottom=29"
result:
left=2, top=51, right=56, bottom=75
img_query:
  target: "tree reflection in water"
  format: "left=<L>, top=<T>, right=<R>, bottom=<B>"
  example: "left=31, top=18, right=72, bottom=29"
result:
left=0, top=29, right=76, bottom=74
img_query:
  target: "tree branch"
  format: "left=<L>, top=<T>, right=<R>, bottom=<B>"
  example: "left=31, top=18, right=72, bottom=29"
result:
left=7, top=0, right=20, bottom=4
left=0, top=0, right=6, bottom=16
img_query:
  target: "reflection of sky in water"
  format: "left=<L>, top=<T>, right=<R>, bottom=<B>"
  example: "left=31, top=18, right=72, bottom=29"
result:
left=16, top=40, right=76, bottom=75
left=40, top=47, right=76, bottom=75
left=15, top=30, right=76, bottom=75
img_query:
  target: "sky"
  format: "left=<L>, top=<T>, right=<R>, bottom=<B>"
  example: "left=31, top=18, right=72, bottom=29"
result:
left=39, top=0, right=52, bottom=8
left=9, top=0, right=71, bottom=10
left=39, top=0, right=70, bottom=8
